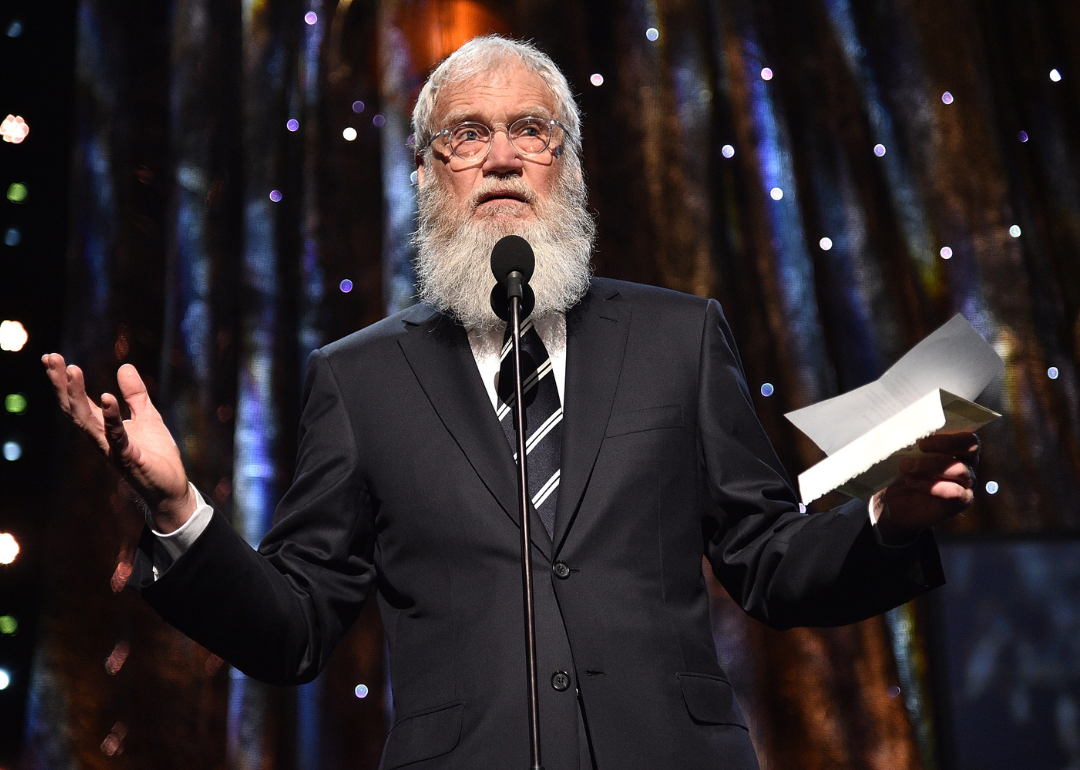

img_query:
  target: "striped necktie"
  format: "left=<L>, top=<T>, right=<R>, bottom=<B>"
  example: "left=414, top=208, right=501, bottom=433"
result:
left=496, top=318, right=562, bottom=539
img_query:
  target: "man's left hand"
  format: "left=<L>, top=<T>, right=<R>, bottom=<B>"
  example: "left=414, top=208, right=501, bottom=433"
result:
left=875, top=432, right=980, bottom=545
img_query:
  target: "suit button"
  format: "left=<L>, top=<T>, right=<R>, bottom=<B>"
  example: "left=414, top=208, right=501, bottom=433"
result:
left=552, top=562, right=570, bottom=579
left=551, top=671, right=571, bottom=692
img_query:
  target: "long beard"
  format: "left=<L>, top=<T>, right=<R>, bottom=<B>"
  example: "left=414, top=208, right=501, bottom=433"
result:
left=413, top=164, right=596, bottom=332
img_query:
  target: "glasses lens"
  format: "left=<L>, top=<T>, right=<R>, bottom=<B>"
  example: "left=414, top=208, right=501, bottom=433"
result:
left=510, top=118, right=552, bottom=155
left=449, top=123, right=491, bottom=159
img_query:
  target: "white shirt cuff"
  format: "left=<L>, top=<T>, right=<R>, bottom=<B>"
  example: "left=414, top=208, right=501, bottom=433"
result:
left=147, top=484, right=214, bottom=576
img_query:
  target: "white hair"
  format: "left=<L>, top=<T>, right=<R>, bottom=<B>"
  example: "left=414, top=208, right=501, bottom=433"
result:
left=411, top=36, right=582, bottom=164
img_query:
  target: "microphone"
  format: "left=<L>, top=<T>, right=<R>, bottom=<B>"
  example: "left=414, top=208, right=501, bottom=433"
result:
left=490, top=235, right=535, bottom=321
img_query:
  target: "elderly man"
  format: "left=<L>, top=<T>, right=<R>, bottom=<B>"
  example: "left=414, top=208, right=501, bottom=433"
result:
left=44, top=36, right=977, bottom=770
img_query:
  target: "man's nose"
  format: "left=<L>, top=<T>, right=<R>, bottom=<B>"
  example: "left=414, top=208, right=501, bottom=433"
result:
left=482, top=129, right=523, bottom=174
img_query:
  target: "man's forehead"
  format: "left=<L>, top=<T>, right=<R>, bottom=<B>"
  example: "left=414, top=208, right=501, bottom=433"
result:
left=434, top=65, right=557, bottom=125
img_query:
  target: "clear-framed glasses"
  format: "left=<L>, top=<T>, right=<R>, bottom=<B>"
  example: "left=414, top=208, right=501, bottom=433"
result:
left=423, top=117, right=567, bottom=161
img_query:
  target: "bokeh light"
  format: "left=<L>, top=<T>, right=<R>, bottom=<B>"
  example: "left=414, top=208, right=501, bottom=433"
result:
left=940, top=246, right=953, bottom=259
left=874, top=144, right=887, bottom=156
left=354, top=683, right=369, bottom=698
left=1018, top=130, right=1029, bottom=142
left=286, top=119, right=299, bottom=132
left=760, top=383, right=774, bottom=397
left=339, top=279, right=353, bottom=293
left=1009, top=225, right=1022, bottom=238
left=985, top=481, right=999, bottom=495
left=819, top=237, right=833, bottom=251
left=6, top=183, right=28, bottom=203
left=1, top=114, right=30, bottom=144
left=0, top=670, right=10, bottom=690
left=0, top=533, right=19, bottom=563
left=3, top=442, right=21, bottom=462
left=590, top=73, right=604, bottom=87
left=269, top=189, right=282, bottom=202
left=769, top=187, right=783, bottom=201
left=6, top=20, right=22, bottom=38
left=1048, top=367, right=1059, bottom=380
left=941, top=91, right=954, bottom=104
left=0, top=320, right=28, bottom=351
left=1050, top=69, right=1062, bottom=82
left=0, top=615, right=17, bottom=635
left=721, top=144, right=735, bottom=158
left=304, top=11, right=317, bottom=25
left=4, top=227, right=19, bottom=246
left=372, top=114, right=385, bottom=127
left=5, top=393, right=27, bottom=414
left=352, top=100, right=365, bottom=114
left=343, top=127, right=358, bottom=141
left=645, top=27, right=659, bottom=42
left=760, top=67, right=773, bottom=81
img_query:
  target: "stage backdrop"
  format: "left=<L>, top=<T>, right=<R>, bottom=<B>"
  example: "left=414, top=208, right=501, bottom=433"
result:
left=19, top=0, right=1080, bottom=768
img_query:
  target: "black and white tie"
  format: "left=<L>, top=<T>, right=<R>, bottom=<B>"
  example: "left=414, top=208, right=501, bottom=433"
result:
left=497, top=318, right=562, bottom=539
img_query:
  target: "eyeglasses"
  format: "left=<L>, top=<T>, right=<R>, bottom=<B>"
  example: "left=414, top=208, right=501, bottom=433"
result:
left=422, top=117, right=567, bottom=162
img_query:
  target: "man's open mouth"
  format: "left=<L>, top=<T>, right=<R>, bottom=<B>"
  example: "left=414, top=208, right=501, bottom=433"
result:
left=475, top=189, right=532, bottom=206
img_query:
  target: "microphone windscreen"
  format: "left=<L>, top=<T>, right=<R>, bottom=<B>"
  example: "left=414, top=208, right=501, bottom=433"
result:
left=490, top=235, right=535, bottom=286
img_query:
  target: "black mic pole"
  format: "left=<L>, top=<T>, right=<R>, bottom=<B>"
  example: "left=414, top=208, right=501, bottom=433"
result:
left=490, top=235, right=542, bottom=770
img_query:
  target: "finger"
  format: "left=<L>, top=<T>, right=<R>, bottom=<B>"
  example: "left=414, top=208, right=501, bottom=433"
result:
left=918, top=431, right=980, bottom=458
left=902, top=474, right=975, bottom=504
left=66, top=365, right=106, bottom=436
left=116, top=364, right=153, bottom=417
left=101, top=392, right=140, bottom=467
left=42, top=353, right=72, bottom=412
left=900, top=454, right=972, bottom=478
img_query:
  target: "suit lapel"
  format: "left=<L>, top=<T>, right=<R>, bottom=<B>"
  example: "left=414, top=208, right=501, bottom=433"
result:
left=397, top=305, right=552, bottom=559
left=553, top=281, right=631, bottom=551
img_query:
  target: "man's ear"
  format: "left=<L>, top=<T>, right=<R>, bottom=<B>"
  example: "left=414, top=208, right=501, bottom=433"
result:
left=416, top=158, right=426, bottom=186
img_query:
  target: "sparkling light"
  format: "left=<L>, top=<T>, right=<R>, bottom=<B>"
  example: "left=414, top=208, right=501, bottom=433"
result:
left=1018, top=130, right=1029, bottom=142
left=721, top=144, right=735, bottom=158
left=304, top=11, right=318, bottom=25
left=1009, top=225, right=1022, bottom=238
left=941, top=91, right=954, bottom=104
left=0, top=320, right=28, bottom=351
left=1050, top=69, right=1062, bottom=82
left=269, top=189, right=282, bottom=202
left=339, top=279, right=353, bottom=293
left=819, top=237, right=833, bottom=251
left=352, top=100, right=365, bottom=114
left=354, top=684, right=369, bottom=698
left=760, top=67, right=773, bottom=81
left=645, top=27, right=659, bottom=41
left=760, top=383, right=774, bottom=397
left=1, top=115, right=29, bottom=144
left=985, top=480, right=999, bottom=495
left=286, top=119, right=299, bottom=132
left=342, top=127, right=358, bottom=141
left=410, top=170, right=418, bottom=184
left=769, top=187, right=784, bottom=201
left=0, top=615, right=16, bottom=635
left=5, top=393, right=27, bottom=414
left=4, top=227, right=19, bottom=246
left=6, top=183, right=28, bottom=203
left=0, top=533, right=18, bottom=563
left=940, top=246, right=953, bottom=259
left=874, top=144, right=887, bottom=157
left=3, top=442, right=21, bottom=462
left=0, top=670, right=9, bottom=690
left=590, top=73, right=604, bottom=87
left=372, top=114, right=385, bottom=127
left=1048, top=367, right=1059, bottom=380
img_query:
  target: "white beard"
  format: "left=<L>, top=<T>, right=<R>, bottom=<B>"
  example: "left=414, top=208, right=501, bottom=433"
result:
left=413, top=163, right=596, bottom=333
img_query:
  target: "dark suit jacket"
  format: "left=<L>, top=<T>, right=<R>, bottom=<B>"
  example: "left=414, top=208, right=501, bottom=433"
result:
left=135, top=278, right=943, bottom=770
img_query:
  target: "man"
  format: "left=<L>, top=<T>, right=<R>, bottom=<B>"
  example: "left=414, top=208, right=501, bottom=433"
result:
left=44, top=36, right=978, bottom=770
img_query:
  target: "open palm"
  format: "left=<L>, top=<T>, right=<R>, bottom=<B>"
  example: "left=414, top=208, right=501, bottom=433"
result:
left=43, top=354, right=195, bottom=531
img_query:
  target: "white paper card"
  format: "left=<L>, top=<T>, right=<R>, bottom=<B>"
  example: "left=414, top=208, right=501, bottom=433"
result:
left=785, top=315, right=1004, bottom=504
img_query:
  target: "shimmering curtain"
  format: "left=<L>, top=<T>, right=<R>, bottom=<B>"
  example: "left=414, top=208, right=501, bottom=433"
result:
left=21, top=0, right=1080, bottom=768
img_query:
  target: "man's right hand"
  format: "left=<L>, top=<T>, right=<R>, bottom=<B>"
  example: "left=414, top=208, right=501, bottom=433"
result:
left=43, top=354, right=196, bottom=533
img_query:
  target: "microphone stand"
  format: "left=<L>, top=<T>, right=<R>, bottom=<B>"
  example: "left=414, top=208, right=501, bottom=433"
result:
left=506, top=271, right=544, bottom=770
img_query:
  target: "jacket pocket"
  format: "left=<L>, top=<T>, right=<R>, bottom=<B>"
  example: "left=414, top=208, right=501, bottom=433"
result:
left=606, top=404, right=684, bottom=437
left=381, top=700, right=465, bottom=769
left=676, top=672, right=745, bottom=727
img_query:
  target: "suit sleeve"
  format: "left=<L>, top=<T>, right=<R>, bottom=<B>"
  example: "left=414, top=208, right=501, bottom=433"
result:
left=131, top=347, right=376, bottom=684
left=696, top=299, right=944, bottom=629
